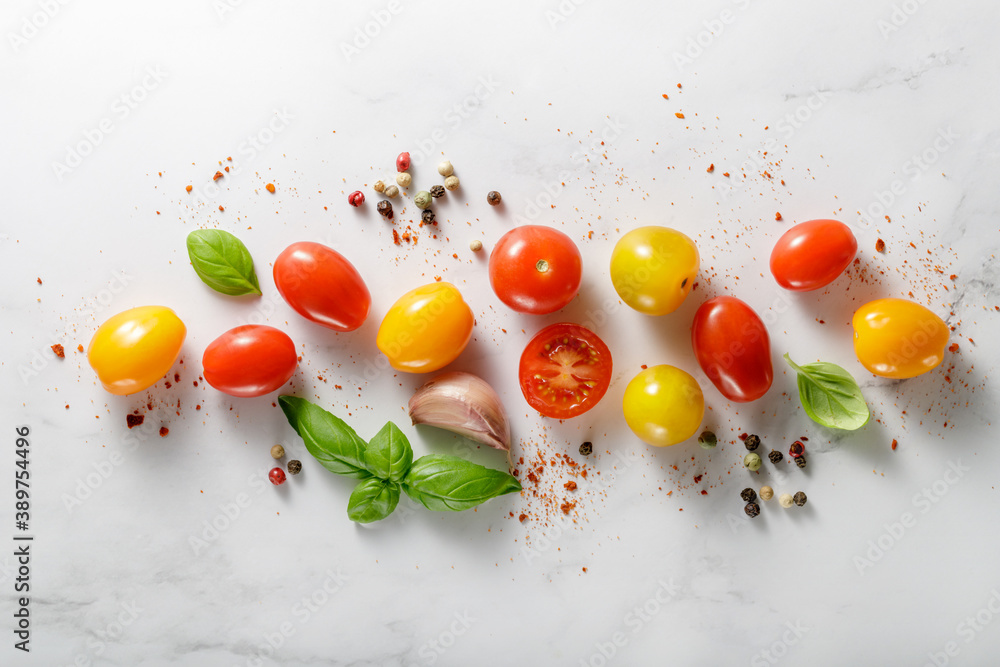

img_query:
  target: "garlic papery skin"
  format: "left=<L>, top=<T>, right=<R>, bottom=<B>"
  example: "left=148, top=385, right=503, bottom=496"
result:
left=408, top=372, right=511, bottom=451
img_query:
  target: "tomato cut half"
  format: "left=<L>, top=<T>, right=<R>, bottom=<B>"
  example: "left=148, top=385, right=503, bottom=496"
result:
left=518, top=323, right=613, bottom=419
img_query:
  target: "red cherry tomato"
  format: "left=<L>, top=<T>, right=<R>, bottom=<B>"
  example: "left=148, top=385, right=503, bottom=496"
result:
left=202, top=325, right=297, bottom=397
left=273, top=241, right=371, bottom=331
left=489, top=226, right=582, bottom=314
left=691, top=296, right=772, bottom=402
left=519, top=323, right=612, bottom=419
left=769, top=219, right=857, bottom=291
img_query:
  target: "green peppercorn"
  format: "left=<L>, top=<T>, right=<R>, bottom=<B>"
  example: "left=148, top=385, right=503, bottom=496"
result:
left=744, top=453, right=762, bottom=471
left=793, top=491, right=807, bottom=507
left=744, top=502, right=760, bottom=518
left=795, top=455, right=807, bottom=469
left=698, top=430, right=717, bottom=449
left=287, top=460, right=302, bottom=475
left=579, top=441, right=593, bottom=456
left=487, top=191, right=502, bottom=206
left=270, top=444, right=285, bottom=459
left=414, top=191, right=432, bottom=210
left=768, top=449, right=783, bottom=464
left=744, top=434, right=760, bottom=451
left=429, top=185, right=445, bottom=198
left=740, top=487, right=756, bottom=503
left=421, top=209, right=435, bottom=224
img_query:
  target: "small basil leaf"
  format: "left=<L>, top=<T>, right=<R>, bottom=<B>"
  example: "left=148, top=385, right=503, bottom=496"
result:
left=365, top=421, right=413, bottom=482
left=186, top=229, right=261, bottom=296
left=784, top=354, right=870, bottom=431
left=347, top=478, right=400, bottom=523
left=402, top=455, right=521, bottom=512
left=278, top=396, right=371, bottom=478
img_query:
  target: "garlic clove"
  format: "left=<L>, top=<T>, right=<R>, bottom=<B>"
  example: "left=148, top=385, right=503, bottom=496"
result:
left=408, top=372, right=511, bottom=451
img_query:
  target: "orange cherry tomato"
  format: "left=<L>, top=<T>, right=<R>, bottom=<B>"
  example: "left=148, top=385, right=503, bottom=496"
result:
left=377, top=283, right=474, bottom=373
left=852, top=298, right=949, bottom=378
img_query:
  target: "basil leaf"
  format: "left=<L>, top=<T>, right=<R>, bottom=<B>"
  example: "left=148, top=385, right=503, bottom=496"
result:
left=402, top=455, right=521, bottom=512
left=365, top=421, right=413, bottom=482
left=347, top=478, right=400, bottom=523
left=784, top=354, right=870, bottom=431
left=186, top=229, right=261, bottom=296
left=278, top=396, right=371, bottom=478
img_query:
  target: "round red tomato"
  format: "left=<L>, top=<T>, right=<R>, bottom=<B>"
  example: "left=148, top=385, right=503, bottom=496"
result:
left=769, top=219, right=857, bottom=291
left=489, top=226, right=582, bottom=314
left=691, top=296, right=772, bottom=402
left=203, top=325, right=297, bottom=397
left=273, top=241, right=371, bottom=331
left=519, top=323, right=612, bottom=419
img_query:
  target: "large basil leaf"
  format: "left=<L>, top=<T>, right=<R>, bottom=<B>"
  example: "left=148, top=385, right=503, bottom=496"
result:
left=347, top=478, right=400, bottom=523
left=784, top=354, right=870, bottom=431
left=402, top=455, right=521, bottom=512
left=278, top=396, right=371, bottom=478
left=186, top=229, right=261, bottom=296
left=365, top=421, right=413, bottom=482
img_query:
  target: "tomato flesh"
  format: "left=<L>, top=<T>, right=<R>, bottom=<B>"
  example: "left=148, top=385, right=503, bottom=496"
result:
left=202, top=325, right=297, bottom=397
left=489, top=226, right=582, bottom=314
left=691, top=296, right=773, bottom=402
left=519, top=323, right=612, bottom=418
left=273, top=241, right=371, bottom=331
left=769, top=219, right=857, bottom=291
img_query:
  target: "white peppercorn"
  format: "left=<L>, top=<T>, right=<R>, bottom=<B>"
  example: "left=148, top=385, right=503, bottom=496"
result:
left=469, top=240, right=483, bottom=252
left=384, top=185, right=399, bottom=198
left=778, top=493, right=794, bottom=508
left=444, top=175, right=459, bottom=191
left=438, top=160, right=454, bottom=177
left=373, top=180, right=386, bottom=193
left=396, top=172, right=412, bottom=188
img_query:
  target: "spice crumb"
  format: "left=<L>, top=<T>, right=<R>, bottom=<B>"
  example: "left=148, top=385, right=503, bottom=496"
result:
left=159, top=427, right=169, bottom=437
left=891, top=439, right=898, bottom=451
left=518, top=513, right=528, bottom=522
left=560, top=501, right=576, bottom=514
left=51, top=344, right=65, bottom=358
left=126, top=414, right=144, bottom=429
left=185, top=185, right=193, bottom=193
left=876, top=238, right=886, bottom=253
left=775, top=212, right=782, bottom=221
left=265, top=183, right=275, bottom=193
left=706, top=164, right=714, bottom=173
left=213, top=171, right=223, bottom=181
left=563, top=481, right=577, bottom=491
left=674, top=112, right=685, bottom=119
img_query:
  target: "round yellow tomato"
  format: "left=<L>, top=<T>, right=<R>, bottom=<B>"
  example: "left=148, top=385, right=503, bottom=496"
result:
left=610, top=226, right=699, bottom=315
left=623, top=365, right=704, bottom=447
left=88, top=306, right=186, bottom=395
left=852, top=298, right=949, bottom=379
left=377, top=283, right=474, bottom=373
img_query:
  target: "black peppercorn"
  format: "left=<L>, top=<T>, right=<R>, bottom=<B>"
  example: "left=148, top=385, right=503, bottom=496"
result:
left=287, top=460, right=302, bottom=475
left=744, top=502, right=760, bottom=518
left=768, top=449, right=783, bottom=464
left=487, top=191, right=502, bottom=206
left=740, top=487, right=757, bottom=503
left=376, top=200, right=393, bottom=219
left=789, top=441, right=804, bottom=458
left=795, top=455, right=807, bottom=469
left=744, top=434, right=760, bottom=451
left=429, top=185, right=445, bottom=198
left=579, top=441, right=593, bottom=456
left=421, top=209, right=435, bottom=224
left=793, top=491, right=807, bottom=507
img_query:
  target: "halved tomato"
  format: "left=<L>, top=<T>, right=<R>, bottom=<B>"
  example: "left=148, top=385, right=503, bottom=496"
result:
left=518, top=323, right=613, bottom=419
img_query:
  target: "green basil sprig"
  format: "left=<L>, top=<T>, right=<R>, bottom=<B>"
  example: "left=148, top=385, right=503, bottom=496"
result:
left=784, top=354, right=870, bottom=430
left=186, top=229, right=261, bottom=296
left=279, top=396, right=520, bottom=523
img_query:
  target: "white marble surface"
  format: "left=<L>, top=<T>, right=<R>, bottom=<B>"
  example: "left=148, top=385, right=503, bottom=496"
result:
left=2, top=0, right=999, bottom=665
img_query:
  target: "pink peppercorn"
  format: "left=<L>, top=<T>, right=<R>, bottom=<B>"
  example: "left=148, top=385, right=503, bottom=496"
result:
left=789, top=441, right=805, bottom=458
left=396, top=152, right=411, bottom=172
left=348, top=191, right=364, bottom=207
left=269, top=467, right=286, bottom=485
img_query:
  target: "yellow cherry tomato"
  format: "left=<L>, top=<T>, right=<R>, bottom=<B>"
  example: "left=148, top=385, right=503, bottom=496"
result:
left=852, top=298, right=949, bottom=379
left=377, top=283, right=474, bottom=373
left=88, top=306, right=186, bottom=395
left=623, top=365, right=704, bottom=447
left=610, top=226, right=699, bottom=315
